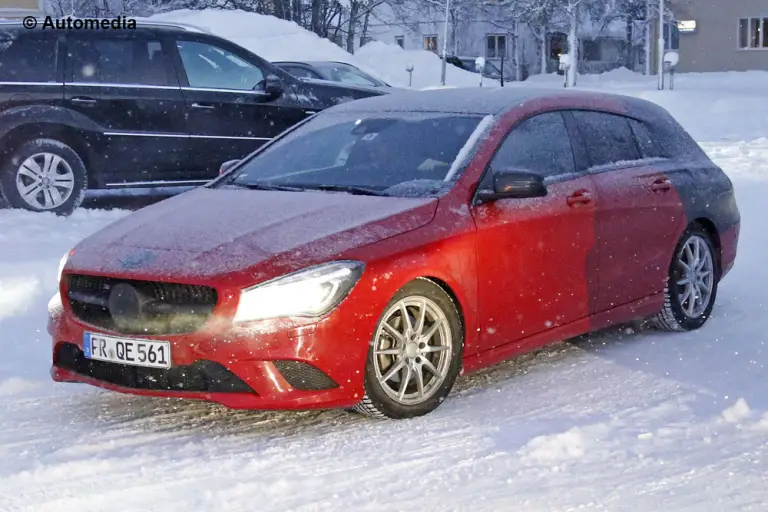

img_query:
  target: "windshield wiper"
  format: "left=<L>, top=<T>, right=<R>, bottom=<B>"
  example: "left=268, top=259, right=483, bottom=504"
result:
left=301, top=184, right=389, bottom=196
left=228, top=181, right=305, bottom=192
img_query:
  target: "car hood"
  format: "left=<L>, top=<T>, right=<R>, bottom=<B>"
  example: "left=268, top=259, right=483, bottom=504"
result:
left=67, top=187, right=438, bottom=282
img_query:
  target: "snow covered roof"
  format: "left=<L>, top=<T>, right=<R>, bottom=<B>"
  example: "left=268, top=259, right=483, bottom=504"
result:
left=326, top=87, right=556, bottom=115
left=326, top=86, right=658, bottom=116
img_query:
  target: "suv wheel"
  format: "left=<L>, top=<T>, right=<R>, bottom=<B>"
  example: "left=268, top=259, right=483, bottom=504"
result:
left=0, top=138, right=87, bottom=216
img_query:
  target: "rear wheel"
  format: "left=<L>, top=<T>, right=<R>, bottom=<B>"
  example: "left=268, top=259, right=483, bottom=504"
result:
left=651, top=224, right=719, bottom=332
left=354, top=279, right=463, bottom=419
left=0, top=138, right=87, bottom=216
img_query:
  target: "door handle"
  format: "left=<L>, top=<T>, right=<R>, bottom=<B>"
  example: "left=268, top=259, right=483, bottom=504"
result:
left=650, top=178, right=672, bottom=192
left=566, top=190, right=592, bottom=207
left=191, top=102, right=215, bottom=109
left=70, top=96, right=97, bottom=105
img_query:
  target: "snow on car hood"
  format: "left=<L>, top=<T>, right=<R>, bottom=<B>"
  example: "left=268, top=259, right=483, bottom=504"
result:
left=66, top=187, right=438, bottom=281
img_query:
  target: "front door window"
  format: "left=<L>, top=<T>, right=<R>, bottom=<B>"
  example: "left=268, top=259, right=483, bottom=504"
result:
left=177, top=40, right=264, bottom=91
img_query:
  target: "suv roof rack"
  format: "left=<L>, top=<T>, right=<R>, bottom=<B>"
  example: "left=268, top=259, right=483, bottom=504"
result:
left=0, top=18, right=210, bottom=34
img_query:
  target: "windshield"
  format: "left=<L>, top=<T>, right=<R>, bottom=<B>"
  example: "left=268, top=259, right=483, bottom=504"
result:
left=314, top=62, right=386, bottom=87
left=221, top=112, right=485, bottom=197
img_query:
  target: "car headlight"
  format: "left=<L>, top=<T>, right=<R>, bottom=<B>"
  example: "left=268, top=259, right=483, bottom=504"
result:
left=233, top=261, right=364, bottom=323
left=57, top=250, right=70, bottom=284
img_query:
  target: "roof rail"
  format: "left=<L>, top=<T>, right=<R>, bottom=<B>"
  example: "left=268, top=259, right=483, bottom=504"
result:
left=0, top=17, right=210, bottom=34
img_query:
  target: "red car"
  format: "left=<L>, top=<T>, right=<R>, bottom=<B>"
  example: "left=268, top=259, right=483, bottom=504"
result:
left=49, top=88, right=740, bottom=419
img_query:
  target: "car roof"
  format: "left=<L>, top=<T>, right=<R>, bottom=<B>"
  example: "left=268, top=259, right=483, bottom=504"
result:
left=274, top=60, right=357, bottom=66
left=324, top=86, right=664, bottom=117
left=0, top=18, right=210, bottom=34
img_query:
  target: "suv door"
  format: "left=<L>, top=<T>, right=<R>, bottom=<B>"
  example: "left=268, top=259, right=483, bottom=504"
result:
left=170, top=35, right=309, bottom=180
left=63, top=30, right=189, bottom=186
left=567, top=109, right=686, bottom=312
left=471, top=111, right=599, bottom=353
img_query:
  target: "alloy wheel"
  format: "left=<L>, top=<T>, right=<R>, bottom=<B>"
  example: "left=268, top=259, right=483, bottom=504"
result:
left=15, top=152, right=76, bottom=210
left=372, top=296, right=453, bottom=406
left=675, top=233, right=715, bottom=318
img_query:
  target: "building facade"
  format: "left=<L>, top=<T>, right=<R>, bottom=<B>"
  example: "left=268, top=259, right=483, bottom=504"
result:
left=0, top=0, right=44, bottom=19
left=673, top=0, right=768, bottom=72
left=364, top=2, right=645, bottom=80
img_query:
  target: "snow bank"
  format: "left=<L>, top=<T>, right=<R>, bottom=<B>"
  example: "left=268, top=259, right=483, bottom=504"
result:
left=150, top=9, right=493, bottom=89
left=355, top=41, right=499, bottom=89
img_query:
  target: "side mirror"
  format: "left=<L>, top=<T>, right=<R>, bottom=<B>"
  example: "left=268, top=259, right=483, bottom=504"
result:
left=475, top=169, right=547, bottom=203
left=264, top=74, right=284, bottom=98
left=219, top=159, right=241, bottom=176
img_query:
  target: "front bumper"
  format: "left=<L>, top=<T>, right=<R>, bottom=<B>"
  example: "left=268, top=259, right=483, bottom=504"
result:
left=48, top=293, right=375, bottom=411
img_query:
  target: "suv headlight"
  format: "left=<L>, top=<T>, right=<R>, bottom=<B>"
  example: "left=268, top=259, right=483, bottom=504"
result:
left=233, top=261, right=364, bottom=323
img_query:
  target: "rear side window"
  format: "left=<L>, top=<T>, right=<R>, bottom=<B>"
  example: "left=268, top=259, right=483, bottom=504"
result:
left=572, top=110, right=640, bottom=167
left=67, top=37, right=171, bottom=86
left=628, top=118, right=662, bottom=159
left=490, top=111, right=576, bottom=178
left=0, top=30, right=58, bottom=82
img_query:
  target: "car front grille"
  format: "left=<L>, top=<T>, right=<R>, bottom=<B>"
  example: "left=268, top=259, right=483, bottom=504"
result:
left=54, top=342, right=254, bottom=394
left=65, top=274, right=218, bottom=335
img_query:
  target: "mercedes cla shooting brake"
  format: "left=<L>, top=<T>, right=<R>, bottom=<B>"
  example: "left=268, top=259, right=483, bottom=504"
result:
left=49, top=88, right=740, bottom=419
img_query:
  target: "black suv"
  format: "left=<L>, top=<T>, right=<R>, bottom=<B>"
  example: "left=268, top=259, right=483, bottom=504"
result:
left=0, top=19, right=389, bottom=215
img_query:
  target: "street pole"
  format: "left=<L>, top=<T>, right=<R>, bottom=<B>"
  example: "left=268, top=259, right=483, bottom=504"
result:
left=644, top=0, right=651, bottom=74
left=440, top=0, right=450, bottom=86
left=657, top=0, right=664, bottom=89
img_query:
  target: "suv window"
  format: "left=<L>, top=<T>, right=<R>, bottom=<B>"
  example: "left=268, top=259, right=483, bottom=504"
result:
left=571, top=110, right=640, bottom=167
left=177, top=40, right=265, bottom=90
left=489, top=112, right=576, bottom=178
left=0, top=30, right=58, bottom=82
left=67, top=37, right=170, bottom=86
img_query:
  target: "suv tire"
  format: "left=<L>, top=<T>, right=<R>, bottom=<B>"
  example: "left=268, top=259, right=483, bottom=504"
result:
left=0, top=138, right=87, bottom=216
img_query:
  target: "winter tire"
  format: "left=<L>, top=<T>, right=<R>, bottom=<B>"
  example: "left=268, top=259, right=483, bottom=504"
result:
left=0, top=138, right=87, bottom=216
left=651, top=223, right=719, bottom=332
left=354, top=278, right=464, bottom=419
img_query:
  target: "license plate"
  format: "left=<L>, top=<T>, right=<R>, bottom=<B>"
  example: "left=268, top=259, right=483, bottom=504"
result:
left=83, top=332, right=171, bottom=369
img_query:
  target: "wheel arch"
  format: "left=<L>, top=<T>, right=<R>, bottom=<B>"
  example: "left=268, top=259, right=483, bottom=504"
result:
left=415, top=275, right=467, bottom=341
left=690, top=217, right=722, bottom=276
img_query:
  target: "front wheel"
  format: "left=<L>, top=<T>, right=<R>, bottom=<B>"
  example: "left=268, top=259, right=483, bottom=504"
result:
left=651, top=224, right=719, bottom=332
left=353, top=279, right=464, bottom=419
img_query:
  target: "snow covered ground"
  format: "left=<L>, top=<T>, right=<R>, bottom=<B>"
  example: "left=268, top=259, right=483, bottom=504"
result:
left=2, top=50, right=768, bottom=511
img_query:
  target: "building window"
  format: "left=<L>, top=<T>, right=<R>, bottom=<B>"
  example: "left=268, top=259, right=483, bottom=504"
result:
left=395, top=36, right=404, bottom=48
left=739, top=17, right=768, bottom=49
left=663, top=22, right=679, bottom=51
left=486, top=34, right=506, bottom=59
left=424, top=35, right=438, bottom=53
left=582, top=40, right=601, bottom=61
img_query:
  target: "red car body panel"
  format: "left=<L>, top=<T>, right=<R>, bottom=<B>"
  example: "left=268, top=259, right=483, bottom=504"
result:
left=472, top=174, right=599, bottom=350
left=49, top=88, right=741, bottom=411
left=590, top=163, right=688, bottom=313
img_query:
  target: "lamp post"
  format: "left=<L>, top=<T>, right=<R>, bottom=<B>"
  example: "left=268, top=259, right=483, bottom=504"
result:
left=657, top=0, right=664, bottom=89
left=440, top=0, right=450, bottom=86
